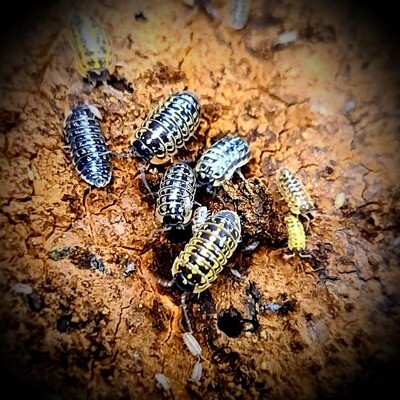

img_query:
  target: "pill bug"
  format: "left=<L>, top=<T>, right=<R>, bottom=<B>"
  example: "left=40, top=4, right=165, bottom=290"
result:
left=171, top=209, right=242, bottom=294
left=131, top=91, right=201, bottom=165
left=63, top=104, right=112, bottom=188
left=284, top=214, right=310, bottom=258
left=191, top=206, right=212, bottom=234
left=334, top=192, right=345, bottom=210
left=182, top=332, right=202, bottom=357
left=190, top=360, right=203, bottom=382
left=195, top=136, right=251, bottom=192
left=155, top=162, right=197, bottom=229
left=154, top=373, right=171, bottom=394
left=228, top=0, right=251, bottom=30
left=68, top=12, right=115, bottom=82
left=275, top=167, right=314, bottom=217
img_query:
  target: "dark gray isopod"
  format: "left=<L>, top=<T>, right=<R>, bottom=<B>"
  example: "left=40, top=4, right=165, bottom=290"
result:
left=155, top=162, right=197, bottom=229
left=63, top=104, right=112, bottom=188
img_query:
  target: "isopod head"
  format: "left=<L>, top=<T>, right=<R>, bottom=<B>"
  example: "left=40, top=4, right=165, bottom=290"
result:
left=195, top=167, right=213, bottom=187
left=298, top=197, right=314, bottom=214
left=131, top=139, right=154, bottom=163
left=175, top=272, right=196, bottom=292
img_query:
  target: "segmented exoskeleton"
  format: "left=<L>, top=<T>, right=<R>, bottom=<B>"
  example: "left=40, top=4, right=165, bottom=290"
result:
left=68, top=12, right=115, bottom=82
left=171, top=210, right=242, bottom=294
left=195, top=136, right=250, bottom=192
left=284, top=214, right=311, bottom=259
left=157, top=209, right=241, bottom=372
left=155, top=162, right=197, bottom=230
left=63, top=104, right=112, bottom=188
left=191, top=206, right=212, bottom=234
left=131, top=91, right=201, bottom=165
left=276, top=167, right=314, bottom=218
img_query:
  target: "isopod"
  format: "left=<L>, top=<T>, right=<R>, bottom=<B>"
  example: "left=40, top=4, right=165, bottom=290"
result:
left=284, top=214, right=310, bottom=258
left=63, top=104, right=112, bottom=188
left=131, top=91, right=201, bottom=165
left=195, top=136, right=251, bottom=192
left=68, top=12, right=115, bottom=83
left=191, top=206, right=212, bottom=234
left=190, top=360, right=203, bottom=382
left=157, top=210, right=241, bottom=350
left=334, top=192, right=345, bottom=210
left=182, top=331, right=202, bottom=356
left=275, top=30, right=298, bottom=46
left=171, top=209, right=242, bottom=293
left=276, top=167, right=314, bottom=221
left=154, top=373, right=171, bottom=394
left=155, top=162, right=197, bottom=230
left=228, top=0, right=251, bottom=30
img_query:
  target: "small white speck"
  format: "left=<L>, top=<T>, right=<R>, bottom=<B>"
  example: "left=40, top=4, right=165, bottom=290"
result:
left=343, top=98, right=357, bottom=114
left=275, top=30, right=298, bottom=45
left=393, top=236, right=400, bottom=246
left=261, top=361, right=268, bottom=370
left=12, top=283, right=33, bottom=295
left=334, top=192, right=346, bottom=209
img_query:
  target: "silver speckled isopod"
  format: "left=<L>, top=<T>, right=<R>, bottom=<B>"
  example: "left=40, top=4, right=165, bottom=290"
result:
left=63, top=104, right=112, bottom=188
left=195, top=136, right=251, bottom=192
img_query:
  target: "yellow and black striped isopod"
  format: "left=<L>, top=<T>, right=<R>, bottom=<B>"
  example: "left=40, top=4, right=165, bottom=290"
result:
left=276, top=167, right=314, bottom=220
left=131, top=91, right=201, bottom=165
left=68, top=12, right=115, bottom=83
left=284, top=214, right=310, bottom=258
left=171, top=210, right=242, bottom=293
left=63, top=104, right=112, bottom=188
left=195, top=136, right=251, bottom=192
left=155, top=162, right=197, bottom=230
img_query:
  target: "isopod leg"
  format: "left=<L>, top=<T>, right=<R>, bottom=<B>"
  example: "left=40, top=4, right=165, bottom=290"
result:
left=181, top=291, right=193, bottom=333
left=299, top=251, right=312, bottom=259
left=236, top=168, right=246, bottom=181
left=138, top=163, right=155, bottom=198
left=283, top=252, right=295, bottom=260
left=303, top=213, right=311, bottom=231
left=109, top=150, right=133, bottom=158
left=157, top=277, right=176, bottom=288
left=147, top=226, right=172, bottom=240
